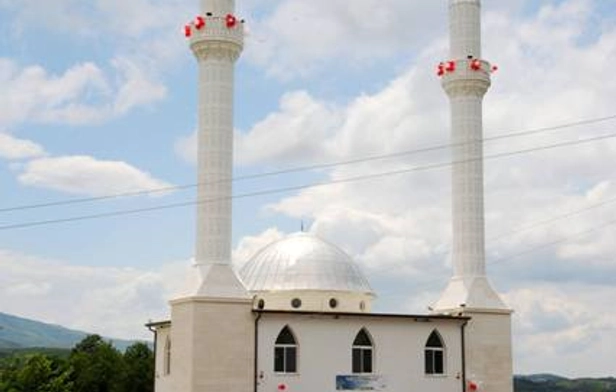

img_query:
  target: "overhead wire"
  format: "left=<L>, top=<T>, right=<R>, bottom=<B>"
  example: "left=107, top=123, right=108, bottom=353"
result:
left=1, top=113, right=615, bottom=214
left=377, top=216, right=616, bottom=298
left=1, top=131, right=615, bottom=231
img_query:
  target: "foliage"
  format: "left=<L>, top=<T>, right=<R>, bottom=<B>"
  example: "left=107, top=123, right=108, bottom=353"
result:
left=0, top=335, right=154, bottom=392
left=514, top=375, right=616, bottom=392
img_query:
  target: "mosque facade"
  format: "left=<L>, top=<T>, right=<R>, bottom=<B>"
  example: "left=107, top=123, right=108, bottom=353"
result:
left=147, top=1, right=513, bottom=391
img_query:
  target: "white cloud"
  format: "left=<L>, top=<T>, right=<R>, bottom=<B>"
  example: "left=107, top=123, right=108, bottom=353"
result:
left=0, top=133, right=46, bottom=160
left=243, top=0, right=443, bottom=78
left=174, top=130, right=197, bottom=165
left=0, top=249, right=189, bottom=339
left=232, top=227, right=285, bottom=269
left=111, top=57, right=167, bottom=115
left=236, top=91, right=343, bottom=166
left=505, top=284, right=616, bottom=377
left=18, top=155, right=172, bottom=197
left=0, top=58, right=167, bottom=128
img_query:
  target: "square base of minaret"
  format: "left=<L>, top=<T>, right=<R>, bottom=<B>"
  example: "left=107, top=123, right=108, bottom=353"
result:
left=160, top=296, right=255, bottom=392
left=434, top=277, right=513, bottom=392
left=461, top=310, right=513, bottom=392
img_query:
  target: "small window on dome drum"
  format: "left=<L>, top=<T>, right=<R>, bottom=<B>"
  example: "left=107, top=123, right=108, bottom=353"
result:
left=257, top=299, right=265, bottom=309
left=329, top=298, right=338, bottom=309
left=291, top=298, right=302, bottom=309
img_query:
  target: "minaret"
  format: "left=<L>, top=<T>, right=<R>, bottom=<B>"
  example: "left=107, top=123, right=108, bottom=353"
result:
left=165, top=2, right=254, bottom=391
left=434, top=1, right=513, bottom=391
left=191, top=0, right=247, bottom=298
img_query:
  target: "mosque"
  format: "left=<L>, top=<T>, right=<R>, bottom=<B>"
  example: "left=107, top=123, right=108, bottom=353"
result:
left=146, top=1, right=514, bottom=391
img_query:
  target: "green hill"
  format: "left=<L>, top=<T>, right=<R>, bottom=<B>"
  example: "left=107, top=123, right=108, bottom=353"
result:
left=515, top=375, right=616, bottom=392
left=0, top=312, right=143, bottom=352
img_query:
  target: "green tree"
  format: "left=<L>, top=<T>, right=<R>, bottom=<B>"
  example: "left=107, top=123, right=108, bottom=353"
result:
left=0, top=354, right=72, bottom=392
left=69, top=335, right=125, bottom=392
left=122, top=342, right=154, bottom=392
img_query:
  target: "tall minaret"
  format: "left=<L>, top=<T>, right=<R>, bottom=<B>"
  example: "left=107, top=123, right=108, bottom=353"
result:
left=434, top=1, right=513, bottom=391
left=190, top=0, right=248, bottom=298
left=165, top=2, right=254, bottom=392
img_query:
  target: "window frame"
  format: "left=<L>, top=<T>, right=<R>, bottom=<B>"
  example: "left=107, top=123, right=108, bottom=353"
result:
left=424, top=330, right=446, bottom=376
left=163, top=336, right=171, bottom=376
left=352, top=328, right=374, bottom=374
left=274, top=326, right=298, bottom=374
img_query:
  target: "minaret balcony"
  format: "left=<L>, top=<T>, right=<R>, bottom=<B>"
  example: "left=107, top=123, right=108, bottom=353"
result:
left=187, top=15, right=244, bottom=60
left=439, top=59, right=492, bottom=96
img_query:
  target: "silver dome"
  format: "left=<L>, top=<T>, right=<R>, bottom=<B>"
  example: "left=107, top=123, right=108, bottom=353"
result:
left=240, top=232, right=374, bottom=294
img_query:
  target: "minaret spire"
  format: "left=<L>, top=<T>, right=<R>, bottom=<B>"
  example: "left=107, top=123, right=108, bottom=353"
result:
left=189, top=0, right=247, bottom=298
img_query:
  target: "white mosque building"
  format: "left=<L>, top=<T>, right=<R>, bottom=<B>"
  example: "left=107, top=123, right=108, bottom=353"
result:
left=147, top=1, right=514, bottom=392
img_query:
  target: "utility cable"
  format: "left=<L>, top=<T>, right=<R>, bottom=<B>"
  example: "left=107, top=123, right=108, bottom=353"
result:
left=1, top=114, right=615, bottom=213
left=377, top=216, right=616, bottom=298
left=1, top=131, right=615, bottom=231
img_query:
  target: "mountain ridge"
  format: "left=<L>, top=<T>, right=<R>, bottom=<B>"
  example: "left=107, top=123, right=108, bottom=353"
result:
left=0, top=312, right=145, bottom=351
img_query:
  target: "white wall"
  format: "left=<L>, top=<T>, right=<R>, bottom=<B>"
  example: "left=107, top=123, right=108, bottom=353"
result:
left=153, top=325, right=173, bottom=392
left=257, top=313, right=466, bottom=392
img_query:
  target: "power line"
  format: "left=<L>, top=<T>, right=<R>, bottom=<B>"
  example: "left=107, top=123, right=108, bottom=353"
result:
left=1, top=131, right=615, bottom=232
left=2, top=114, right=615, bottom=214
left=399, top=193, right=616, bottom=260
left=377, top=217, right=616, bottom=298
left=489, top=217, right=616, bottom=268
left=488, top=195, right=616, bottom=242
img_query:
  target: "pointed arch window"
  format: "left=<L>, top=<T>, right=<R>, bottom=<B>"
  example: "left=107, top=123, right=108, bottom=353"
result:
left=425, top=330, right=445, bottom=375
left=352, top=328, right=374, bottom=374
left=274, top=326, right=297, bottom=373
left=163, top=337, right=171, bottom=376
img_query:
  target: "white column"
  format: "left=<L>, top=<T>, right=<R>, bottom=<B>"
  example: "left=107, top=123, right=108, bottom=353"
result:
left=188, top=0, right=248, bottom=298
left=450, top=89, right=487, bottom=278
left=200, top=0, right=235, bottom=15
left=435, top=0, right=507, bottom=311
left=450, top=0, right=482, bottom=59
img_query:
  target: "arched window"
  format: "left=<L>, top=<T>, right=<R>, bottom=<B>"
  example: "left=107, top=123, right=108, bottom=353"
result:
left=424, top=330, right=445, bottom=375
left=163, top=337, right=171, bottom=376
left=352, top=328, right=374, bottom=374
left=274, top=326, right=297, bottom=373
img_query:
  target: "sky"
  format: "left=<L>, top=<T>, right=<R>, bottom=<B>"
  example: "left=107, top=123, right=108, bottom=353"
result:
left=0, top=0, right=615, bottom=378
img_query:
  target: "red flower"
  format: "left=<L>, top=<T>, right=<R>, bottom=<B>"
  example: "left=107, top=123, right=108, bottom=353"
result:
left=184, top=25, right=192, bottom=38
left=468, top=381, right=478, bottom=391
left=470, top=59, right=482, bottom=71
left=446, top=60, right=456, bottom=72
left=226, top=14, right=237, bottom=28
left=437, top=63, right=445, bottom=77
left=491, top=65, right=499, bottom=73
left=195, top=16, right=205, bottom=30
left=278, top=384, right=287, bottom=391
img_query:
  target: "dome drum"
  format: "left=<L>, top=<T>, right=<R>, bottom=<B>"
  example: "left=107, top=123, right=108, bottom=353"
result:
left=252, top=291, right=373, bottom=313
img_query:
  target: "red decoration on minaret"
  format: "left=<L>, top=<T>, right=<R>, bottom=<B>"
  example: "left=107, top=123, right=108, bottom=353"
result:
left=226, top=14, right=237, bottom=28
left=277, top=384, right=287, bottom=391
left=195, top=15, right=205, bottom=30
left=470, top=59, right=482, bottom=71
left=437, top=62, right=445, bottom=77
left=468, top=381, right=479, bottom=391
left=184, top=24, right=192, bottom=38
left=446, top=60, right=456, bottom=73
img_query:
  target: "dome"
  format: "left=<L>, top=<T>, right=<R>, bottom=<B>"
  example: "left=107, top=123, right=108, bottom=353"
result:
left=239, top=232, right=373, bottom=295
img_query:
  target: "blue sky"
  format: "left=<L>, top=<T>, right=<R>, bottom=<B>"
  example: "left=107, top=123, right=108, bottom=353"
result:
left=1, top=0, right=616, bottom=378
